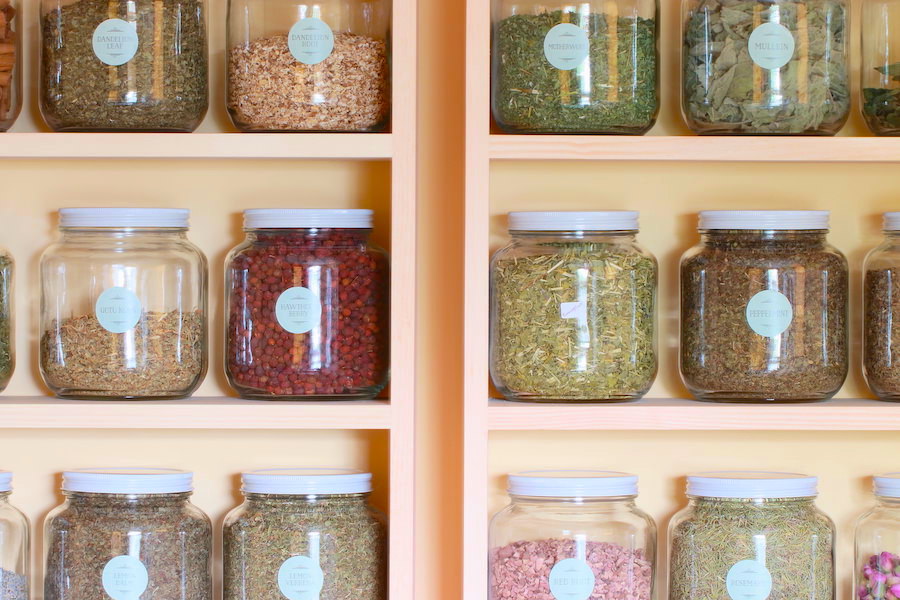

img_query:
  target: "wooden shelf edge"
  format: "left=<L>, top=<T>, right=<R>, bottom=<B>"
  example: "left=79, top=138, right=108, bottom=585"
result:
left=0, top=397, right=393, bottom=429
left=488, top=398, right=900, bottom=430
left=0, top=133, right=393, bottom=160
left=488, top=135, right=900, bottom=163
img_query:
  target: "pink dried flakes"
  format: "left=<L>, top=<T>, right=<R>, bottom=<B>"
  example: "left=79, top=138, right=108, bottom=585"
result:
left=489, top=538, right=653, bottom=600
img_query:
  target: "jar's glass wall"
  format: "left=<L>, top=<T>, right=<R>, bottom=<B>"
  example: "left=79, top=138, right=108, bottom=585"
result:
left=862, top=0, right=900, bottom=134
left=0, top=0, right=21, bottom=132
left=0, top=493, right=28, bottom=600
left=855, top=498, right=900, bottom=600
left=491, top=0, right=659, bottom=134
left=39, top=0, right=209, bottom=132
left=864, top=233, right=900, bottom=400
left=681, top=0, right=850, bottom=135
left=226, top=0, right=391, bottom=132
left=0, top=250, right=14, bottom=393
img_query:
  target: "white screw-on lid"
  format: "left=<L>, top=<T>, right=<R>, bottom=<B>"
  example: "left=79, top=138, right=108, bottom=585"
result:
left=241, top=468, right=373, bottom=495
left=508, top=211, right=639, bottom=232
left=59, top=208, right=190, bottom=228
left=243, top=209, right=373, bottom=229
left=0, top=471, right=11, bottom=492
left=883, top=213, right=900, bottom=231
left=687, top=471, right=818, bottom=498
left=699, top=210, right=829, bottom=230
left=874, top=473, right=900, bottom=497
left=508, top=470, right=638, bottom=498
left=63, top=468, right=193, bottom=494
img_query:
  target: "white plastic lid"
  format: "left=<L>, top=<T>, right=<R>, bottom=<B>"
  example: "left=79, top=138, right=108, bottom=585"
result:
left=884, top=213, right=900, bottom=231
left=62, top=468, right=193, bottom=494
left=508, top=211, right=639, bottom=232
left=699, top=210, right=829, bottom=230
left=243, top=209, right=373, bottom=229
left=508, top=470, right=638, bottom=498
left=59, top=208, right=190, bottom=228
left=874, top=473, right=900, bottom=498
left=687, top=471, right=818, bottom=498
left=241, top=468, right=373, bottom=495
left=0, top=471, right=11, bottom=493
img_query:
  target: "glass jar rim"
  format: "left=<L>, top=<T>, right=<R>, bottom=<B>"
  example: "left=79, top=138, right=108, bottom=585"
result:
left=241, top=468, right=373, bottom=495
left=59, top=208, right=190, bottom=229
left=508, top=211, right=639, bottom=233
left=508, top=470, right=638, bottom=498
left=243, top=209, right=373, bottom=229
left=62, top=468, right=193, bottom=494
left=686, top=471, right=818, bottom=499
left=698, top=210, right=829, bottom=231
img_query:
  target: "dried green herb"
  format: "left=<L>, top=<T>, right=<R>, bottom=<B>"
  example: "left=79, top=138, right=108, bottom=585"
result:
left=40, top=0, right=208, bottom=132
left=863, top=63, right=900, bottom=135
left=493, top=10, right=657, bottom=134
left=683, top=0, right=849, bottom=134
left=491, top=241, right=657, bottom=401
left=44, top=493, right=211, bottom=600
left=864, top=265, right=900, bottom=400
left=0, top=568, right=26, bottom=600
left=40, top=310, right=204, bottom=399
left=0, top=254, right=13, bottom=393
left=224, top=494, right=387, bottom=600
left=680, top=231, right=848, bottom=401
left=670, top=497, right=834, bottom=600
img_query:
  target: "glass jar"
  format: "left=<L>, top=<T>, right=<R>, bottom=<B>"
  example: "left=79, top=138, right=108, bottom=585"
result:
left=226, top=0, right=390, bottom=132
left=682, top=0, right=850, bottom=135
left=225, top=209, right=389, bottom=400
left=224, top=468, right=388, bottom=600
left=0, top=472, right=29, bottom=600
left=680, top=211, right=848, bottom=402
left=39, top=0, right=209, bottom=132
left=0, top=0, right=21, bottom=132
left=0, top=247, right=13, bottom=394
left=489, top=471, right=656, bottom=600
left=490, top=211, right=657, bottom=402
left=856, top=474, right=900, bottom=600
left=39, top=208, right=208, bottom=400
left=669, top=472, right=835, bottom=600
left=862, top=0, right=900, bottom=135
left=44, top=469, right=211, bottom=600
left=864, top=215, right=900, bottom=401
left=492, top=0, right=659, bottom=134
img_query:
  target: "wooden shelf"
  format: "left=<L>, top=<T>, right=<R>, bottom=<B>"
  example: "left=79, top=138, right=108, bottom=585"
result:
left=488, top=398, right=900, bottom=431
left=0, top=133, right=393, bottom=159
left=489, top=135, right=900, bottom=162
left=0, top=397, right=392, bottom=429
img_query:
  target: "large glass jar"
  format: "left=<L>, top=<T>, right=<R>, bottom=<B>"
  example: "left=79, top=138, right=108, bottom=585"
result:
left=44, top=469, right=211, bottom=600
left=856, top=474, right=900, bottom=600
left=0, top=472, right=29, bottom=600
left=680, top=211, right=848, bottom=402
left=225, top=209, right=389, bottom=400
left=490, top=211, right=657, bottom=402
left=682, top=0, right=850, bottom=135
left=492, top=0, right=659, bottom=134
left=490, top=471, right=656, bottom=600
left=864, top=214, right=900, bottom=401
left=39, top=208, right=208, bottom=400
left=224, top=468, right=388, bottom=600
left=669, top=472, right=835, bottom=600
left=0, top=0, right=21, bottom=132
left=39, top=0, right=209, bottom=132
left=862, top=0, right=900, bottom=135
left=226, top=0, right=390, bottom=132
left=0, top=247, right=13, bottom=394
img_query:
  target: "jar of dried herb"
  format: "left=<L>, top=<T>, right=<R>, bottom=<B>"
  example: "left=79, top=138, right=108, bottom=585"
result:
left=862, top=0, right=900, bottom=135
left=39, top=0, right=209, bottom=131
left=490, top=211, right=657, bottom=402
left=492, top=0, right=659, bottom=134
left=669, top=472, right=835, bottom=600
left=0, top=472, right=29, bottom=600
left=225, top=209, right=389, bottom=400
left=0, top=0, right=21, bottom=132
left=680, top=211, right=848, bottom=402
left=864, top=214, right=900, bottom=401
left=490, top=471, right=656, bottom=600
left=855, top=474, right=900, bottom=600
left=39, top=208, right=208, bottom=400
left=44, top=468, right=211, bottom=600
left=224, top=468, right=387, bottom=600
left=682, top=0, right=850, bottom=135
left=226, top=0, right=390, bottom=132
left=0, top=247, right=13, bottom=394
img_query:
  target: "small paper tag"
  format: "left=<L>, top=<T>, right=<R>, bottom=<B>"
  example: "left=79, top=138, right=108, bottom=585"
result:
left=560, top=301, right=587, bottom=321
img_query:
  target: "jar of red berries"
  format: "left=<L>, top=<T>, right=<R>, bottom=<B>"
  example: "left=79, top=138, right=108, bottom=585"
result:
left=225, top=209, right=389, bottom=400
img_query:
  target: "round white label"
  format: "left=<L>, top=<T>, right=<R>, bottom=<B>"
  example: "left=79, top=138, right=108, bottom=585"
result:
left=548, top=558, right=596, bottom=600
left=726, top=560, right=773, bottom=600
left=748, top=22, right=796, bottom=70
left=275, top=287, right=322, bottom=334
left=543, top=23, right=590, bottom=71
left=102, top=556, right=149, bottom=600
left=95, top=287, right=143, bottom=334
left=92, top=19, right=139, bottom=66
left=278, top=556, right=325, bottom=600
left=288, top=18, right=335, bottom=65
left=746, top=290, right=793, bottom=337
